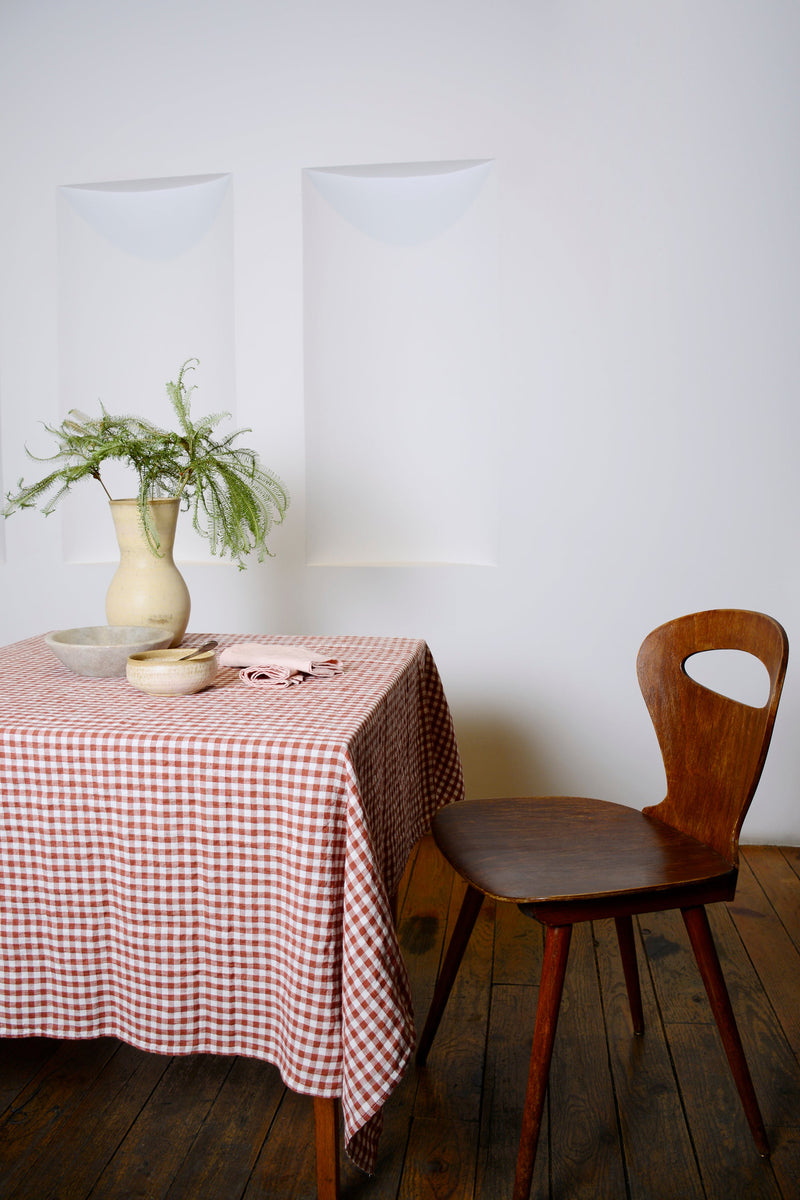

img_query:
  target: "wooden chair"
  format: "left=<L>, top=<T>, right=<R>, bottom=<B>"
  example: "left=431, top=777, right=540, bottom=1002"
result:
left=416, top=609, right=788, bottom=1200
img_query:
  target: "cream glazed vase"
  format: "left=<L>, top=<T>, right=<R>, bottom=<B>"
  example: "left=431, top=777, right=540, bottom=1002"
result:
left=105, top=498, right=191, bottom=647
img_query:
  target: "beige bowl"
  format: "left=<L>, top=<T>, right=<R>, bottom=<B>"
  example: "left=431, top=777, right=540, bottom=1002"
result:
left=46, top=625, right=173, bottom=677
left=126, top=648, right=218, bottom=696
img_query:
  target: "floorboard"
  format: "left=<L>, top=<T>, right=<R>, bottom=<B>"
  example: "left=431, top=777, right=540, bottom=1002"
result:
left=0, top=841, right=798, bottom=1200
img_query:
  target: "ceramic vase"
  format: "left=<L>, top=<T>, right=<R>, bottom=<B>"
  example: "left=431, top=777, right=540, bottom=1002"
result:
left=105, top=498, right=191, bottom=647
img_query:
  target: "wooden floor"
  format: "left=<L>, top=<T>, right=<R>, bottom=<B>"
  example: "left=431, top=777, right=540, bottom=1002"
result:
left=2, top=838, right=799, bottom=1200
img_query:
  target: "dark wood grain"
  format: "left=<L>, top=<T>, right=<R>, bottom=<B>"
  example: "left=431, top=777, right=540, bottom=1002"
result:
left=166, top=1056, right=285, bottom=1200
left=246, top=1085, right=319, bottom=1200
left=593, top=915, right=703, bottom=1200
left=548, top=923, right=627, bottom=1200
left=88, top=1053, right=235, bottom=1199
left=476, top=983, right=545, bottom=1200
left=639, top=610, right=787, bottom=863
left=709, top=875, right=800, bottom=1194
left=0, top=1038, right=61, bottom=1115
left=781, top=844, right=800, bottom=882
left=411, top=873, right=494, bottom=1129
left=9, top=1042, right=170, bottom=1200
left=667, top=1021, right=782, bottom=1200
left=1, top=839, right=799, bottom=1199
left=513, top=924, right=571, bottom=1200
left=744, top=845, right=800, bottom=954
left=0, top=1038, right=129, bottom=1195
left=418, top=610, right=790, bottom=1194
left=682, top=904, right=768, bottom=1155
left=728, top=852, right=800, bottom=1056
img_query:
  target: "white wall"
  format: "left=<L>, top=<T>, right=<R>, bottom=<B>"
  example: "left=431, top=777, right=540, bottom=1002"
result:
left=1, top=0, right=798, bottom=842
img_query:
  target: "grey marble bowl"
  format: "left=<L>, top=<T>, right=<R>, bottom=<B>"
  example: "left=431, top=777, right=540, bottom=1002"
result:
left=45, top=625, right=174, bottom=678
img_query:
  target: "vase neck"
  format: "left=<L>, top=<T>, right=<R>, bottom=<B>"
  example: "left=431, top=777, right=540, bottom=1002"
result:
left=109, top=498, right=179, bottom=564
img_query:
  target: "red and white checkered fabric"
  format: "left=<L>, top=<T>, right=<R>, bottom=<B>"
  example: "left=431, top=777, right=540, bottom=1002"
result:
left=0, top=633, right=464, bottom=1173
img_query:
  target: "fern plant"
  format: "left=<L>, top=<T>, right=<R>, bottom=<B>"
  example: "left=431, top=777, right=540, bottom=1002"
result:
left=3, top=359, right=289, bottom=568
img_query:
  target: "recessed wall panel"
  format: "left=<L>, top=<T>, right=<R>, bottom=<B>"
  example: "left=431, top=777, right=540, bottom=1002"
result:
left=57, top=174, right=235, bottom=563
left=303, top=161, right=498, bottom=565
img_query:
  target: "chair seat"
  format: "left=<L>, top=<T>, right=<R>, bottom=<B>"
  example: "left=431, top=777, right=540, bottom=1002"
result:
left=432, top=796, right=737, bottom=919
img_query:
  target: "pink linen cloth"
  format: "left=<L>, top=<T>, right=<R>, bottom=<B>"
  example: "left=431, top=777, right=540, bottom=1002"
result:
left=219, top=642, right=343, bottom=687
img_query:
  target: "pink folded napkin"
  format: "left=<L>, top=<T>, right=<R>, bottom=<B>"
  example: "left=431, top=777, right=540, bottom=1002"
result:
left=219, top=643, right=343, bottom=688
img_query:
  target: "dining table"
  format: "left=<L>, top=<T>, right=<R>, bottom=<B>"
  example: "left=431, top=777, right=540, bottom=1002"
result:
left=0, top=631, right=465, bottom=1198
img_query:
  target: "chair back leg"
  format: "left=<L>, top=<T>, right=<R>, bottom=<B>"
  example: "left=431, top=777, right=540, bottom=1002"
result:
left=416, top=884, right=484, bottom=1065
left=514, top=924, right=572, bottom=1200
left=681, top=905, right=769, bottom=1157
left=614, top=915, right=644, bottom=1035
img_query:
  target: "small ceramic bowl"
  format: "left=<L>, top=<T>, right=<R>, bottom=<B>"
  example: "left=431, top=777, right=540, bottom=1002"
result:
left=126, top=647, right=218, bottom=696
left=45, top=625, right=173, bottom=678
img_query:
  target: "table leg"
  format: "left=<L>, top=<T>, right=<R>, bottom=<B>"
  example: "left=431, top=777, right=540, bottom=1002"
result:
left=313, top=1096, right=340, bottom=1200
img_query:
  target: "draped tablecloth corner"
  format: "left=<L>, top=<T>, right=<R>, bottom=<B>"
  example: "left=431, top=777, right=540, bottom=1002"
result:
left=0, top=632, right=464, bottom=1175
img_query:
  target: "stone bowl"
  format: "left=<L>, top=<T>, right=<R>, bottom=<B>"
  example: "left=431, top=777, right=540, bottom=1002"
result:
left=126, top=647, right=218, bottom=697
left=45, top=625, right=174, bottom=678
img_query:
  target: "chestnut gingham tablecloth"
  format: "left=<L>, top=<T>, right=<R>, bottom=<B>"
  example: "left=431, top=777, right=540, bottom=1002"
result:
left=0, top=633, right=464, bottom=1173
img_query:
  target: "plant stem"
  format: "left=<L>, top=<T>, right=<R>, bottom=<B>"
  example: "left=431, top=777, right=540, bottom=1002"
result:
left=93, top=470, right=115, bottom=502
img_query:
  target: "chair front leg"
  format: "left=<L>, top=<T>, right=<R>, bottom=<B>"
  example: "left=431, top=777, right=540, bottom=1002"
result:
left=681, top=905, right=769, bottom=1157
left=514, top=923, right=572, bottom=1200
left=416, top=883, right=484, bottom=1065
left=615, top=915, right=644, bottom=1035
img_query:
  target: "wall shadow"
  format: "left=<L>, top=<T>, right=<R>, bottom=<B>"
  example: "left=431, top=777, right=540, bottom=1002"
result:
left=452, top=710, right=559, bottom=801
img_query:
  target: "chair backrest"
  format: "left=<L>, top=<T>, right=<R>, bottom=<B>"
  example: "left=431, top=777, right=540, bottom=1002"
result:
left=638, top=609, right=788, bottom=865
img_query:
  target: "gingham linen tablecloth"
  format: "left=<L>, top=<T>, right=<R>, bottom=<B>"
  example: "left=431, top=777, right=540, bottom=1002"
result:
left=0, top=632, right=464, bottom=1173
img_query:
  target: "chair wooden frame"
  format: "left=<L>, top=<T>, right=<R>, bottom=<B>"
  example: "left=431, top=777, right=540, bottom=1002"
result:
left=417, top=610, right=788, bottom=1200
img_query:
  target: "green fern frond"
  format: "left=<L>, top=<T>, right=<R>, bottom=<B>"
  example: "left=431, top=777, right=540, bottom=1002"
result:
left=3, top=359, right=290, bottom=565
